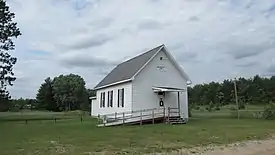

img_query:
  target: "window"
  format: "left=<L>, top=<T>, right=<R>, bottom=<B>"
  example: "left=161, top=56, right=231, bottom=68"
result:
left=118, top=88, right=124, bottom=107
left=160, top=57, right=163, bottom=60
left=100, top=92, right=105, bottom=108
left=107, top=90, right=113, bottom=107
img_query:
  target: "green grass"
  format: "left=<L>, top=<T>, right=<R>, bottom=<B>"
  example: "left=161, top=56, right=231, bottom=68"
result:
left=0, top=110, right=87, bottom=122
left=191, top=104, right=266, bottom=119
left=1, top=111, right=275, bottom=155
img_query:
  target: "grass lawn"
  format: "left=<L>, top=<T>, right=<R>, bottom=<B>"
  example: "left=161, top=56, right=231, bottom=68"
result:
left=191, top=104, right=266, bottom=119
left=1, top=111, right=275, bottom=155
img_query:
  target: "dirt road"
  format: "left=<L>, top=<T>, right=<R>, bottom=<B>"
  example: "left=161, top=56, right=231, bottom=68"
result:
left=189, top=139, right=275, bottom=155
left=151, top=138, right=275, bottom=155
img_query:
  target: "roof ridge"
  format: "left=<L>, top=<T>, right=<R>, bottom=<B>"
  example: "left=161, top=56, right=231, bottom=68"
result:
left=120, top=44, right=164, bottom=65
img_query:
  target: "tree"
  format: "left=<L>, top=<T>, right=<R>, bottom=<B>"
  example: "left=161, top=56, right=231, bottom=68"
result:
left=0, top=0, right=21, bottom=111
left=87, top=88, right=96, bottom=97
left=12, top=97, right=28, bottom=110
left=188, top=75, right=275, bottom=107
left=0, top=92, right=11, bottom=111
left=80, top=88, right=96, bottom=111
left=36, top=77, right=58, bottom=111
left=52, top=74, right=86, bottom=111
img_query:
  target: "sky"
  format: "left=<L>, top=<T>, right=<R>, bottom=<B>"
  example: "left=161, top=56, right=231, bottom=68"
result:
left=5, top=0, right=275, bottom=99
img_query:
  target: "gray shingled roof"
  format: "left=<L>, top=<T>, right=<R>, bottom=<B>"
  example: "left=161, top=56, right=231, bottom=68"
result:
left=94, top=44, right=164, bottom=89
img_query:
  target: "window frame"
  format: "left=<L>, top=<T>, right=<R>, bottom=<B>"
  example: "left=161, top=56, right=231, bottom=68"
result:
left=107, top=90, right=113, bottom=107
left=100, top=92, right=105, bottom=108
left=118, top=88, right=124, bottom=108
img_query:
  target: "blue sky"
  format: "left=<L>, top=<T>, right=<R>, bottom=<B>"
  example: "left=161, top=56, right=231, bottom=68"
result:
left=6, top=0, right=275, bottom=98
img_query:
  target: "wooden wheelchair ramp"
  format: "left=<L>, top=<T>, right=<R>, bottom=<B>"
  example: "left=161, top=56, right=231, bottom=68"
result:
left=96, top=107, right=187, bottom=127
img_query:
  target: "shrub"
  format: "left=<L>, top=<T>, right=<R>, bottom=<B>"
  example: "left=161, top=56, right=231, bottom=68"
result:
left=195, top=106, right=200, bottom=110
left=206, top=101, right=215, bottom=112
left=9, top=107, right=20, bottom=112
left=262, top=103, right=275, bottom=120
left=229, top=106, right=237, bottom=111
left=215, top=107, right=220, bottom=111
left=188, top=106, right=192, bottom=117
left=238, top=104, right=245, bottom=110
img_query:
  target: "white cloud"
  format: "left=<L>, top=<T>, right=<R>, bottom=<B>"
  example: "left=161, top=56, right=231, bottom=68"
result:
left=6, top=0, right=275, bottom=98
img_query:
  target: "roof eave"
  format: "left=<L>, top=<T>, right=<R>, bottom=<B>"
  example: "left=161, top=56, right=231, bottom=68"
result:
left=162, top=45, right=191, bottom=82
left=89, top=96, right=97, bottom=100
left=152, top=86, right=187, bottom=92
left=93, top=79, right=132, bottom=90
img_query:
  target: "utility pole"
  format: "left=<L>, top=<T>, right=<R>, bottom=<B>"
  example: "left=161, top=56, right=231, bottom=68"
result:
left=233, top=77, right=240, bottom=120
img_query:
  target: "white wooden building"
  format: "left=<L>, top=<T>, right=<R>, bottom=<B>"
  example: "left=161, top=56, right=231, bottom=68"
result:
left=90, top=44, right=191, bottom=126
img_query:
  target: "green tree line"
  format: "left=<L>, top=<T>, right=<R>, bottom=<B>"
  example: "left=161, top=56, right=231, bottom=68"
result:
left=4, top=74, right=275, bottom=112
left=188, top=75, right=275, bottom=109
left=1, top=74, right=96, bottom=112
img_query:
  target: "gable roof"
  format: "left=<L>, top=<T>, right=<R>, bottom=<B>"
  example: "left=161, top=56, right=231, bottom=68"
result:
left=94, top=44, right=164, bottom=89
left=94, top=44, right=191, bottom=90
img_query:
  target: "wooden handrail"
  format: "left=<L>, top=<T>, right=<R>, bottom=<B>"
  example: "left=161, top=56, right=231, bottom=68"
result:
left=99, top=107, right=181, bottom=125
left=103, top=107, right=162, bottom=117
